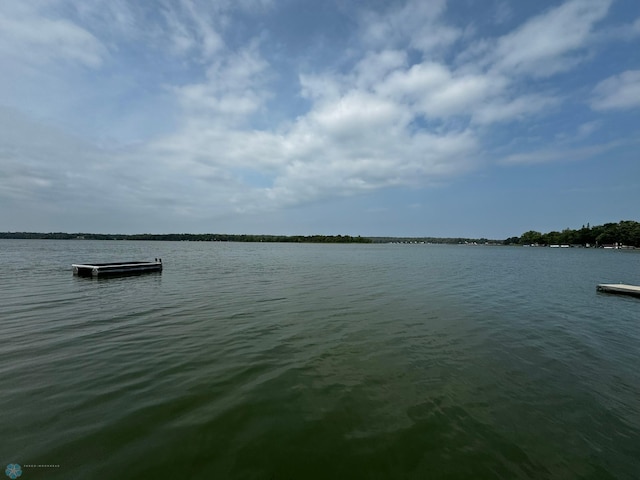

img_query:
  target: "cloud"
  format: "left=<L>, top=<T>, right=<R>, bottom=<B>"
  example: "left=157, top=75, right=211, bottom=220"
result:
left=255, top=128, right=478, bottom=211
left=376, top=62, right=508, bottom=119
left=0, top=106, right=252, bottom=224
left=157, top=0, right=274, bottom=59
left=0, top=0, right=606, bottom=220
left=177, top=0, right=224, bottom=58
left=473, top=93, right=560, bottom=124
left=0, top=108, right=111, bottom=208
left=592, top=16, right=640, bottom=43
left=144, top=86, right=479, bottom=214
left=0, top=2, right=107, bottom=68
left=0, top=0, right=637, bottom=232
left=499, top=141, right=623, bottom=166
left=306, top=93, right=408, bottom=140
left=492, top=2, right=513, bottom=25
left=575, top=121, right=601, bottom=139
left=591, top=70, right=640, bottom=111
left=359, top=0, right=461, bottom=55
left=479, top=0, right=612, bottom=77
left=174, top=41, right=270, bottom=124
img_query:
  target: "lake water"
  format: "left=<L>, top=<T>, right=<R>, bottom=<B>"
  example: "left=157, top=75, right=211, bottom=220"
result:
left=1, top=240, right=639, bottom=479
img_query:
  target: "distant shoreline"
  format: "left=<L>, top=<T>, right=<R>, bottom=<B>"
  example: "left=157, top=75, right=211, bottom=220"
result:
left=0, top=232, right=372, bottom=243
left=0, top=232, right=501, bottom=244
left=2, top=220, right=638, bottom=247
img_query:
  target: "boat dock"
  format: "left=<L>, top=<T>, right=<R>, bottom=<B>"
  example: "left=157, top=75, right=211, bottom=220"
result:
left=596, top=283, right=640, bottom=298
left=72, top=259, right=162, bottom=277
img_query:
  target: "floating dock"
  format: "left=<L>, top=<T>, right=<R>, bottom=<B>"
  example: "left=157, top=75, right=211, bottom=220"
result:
left=72, top=260, right=162, bottom=277
left=596, top=283, right=640, bottom=298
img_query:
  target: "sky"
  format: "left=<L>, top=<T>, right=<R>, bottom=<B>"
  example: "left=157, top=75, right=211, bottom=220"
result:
left=0, top=0, right=639, bottom=238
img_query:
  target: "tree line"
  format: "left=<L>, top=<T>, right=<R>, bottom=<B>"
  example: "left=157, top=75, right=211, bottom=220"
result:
left=0, top=232, right=503, bottom=244
left=0, top=232, right=372, bottom=243
left=2, top=220, right=638, bottom=246
left=504, top=220, right=640, bottom=247
left=368, top=236, right=500, bottom=244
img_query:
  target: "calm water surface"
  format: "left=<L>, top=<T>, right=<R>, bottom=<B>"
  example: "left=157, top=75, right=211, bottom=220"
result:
left=1, top=240, right=639, bottom=479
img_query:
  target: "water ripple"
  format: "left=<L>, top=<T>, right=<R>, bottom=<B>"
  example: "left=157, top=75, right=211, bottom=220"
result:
left=1, top=241, right=639, bottom=479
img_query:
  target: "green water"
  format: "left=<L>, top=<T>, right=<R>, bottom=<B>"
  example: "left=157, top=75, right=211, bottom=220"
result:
left=1, top=240, right=639, bottom=479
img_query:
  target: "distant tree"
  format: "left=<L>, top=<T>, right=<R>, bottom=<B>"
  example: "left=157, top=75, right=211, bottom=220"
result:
left=558, top=228, right=577, bottom=245
left=512, top=220, right=639, bottom=247
left=575, top=224, right=593, bottom=245
left=520, top=230, right=543, bottom=245
left=542, top=231, right=561, bottom=245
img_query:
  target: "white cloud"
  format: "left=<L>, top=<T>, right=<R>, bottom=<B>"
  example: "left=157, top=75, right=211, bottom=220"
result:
left=473, top=93, right=560, bottom=124
left=353, top=50, right=408, bottom=90
left=486, top=0, right=612, bottom=77
left=255, top=128, right=478, bottom=211
left=377, top=62, right=450, bottom=99
left=143, top=85, right=479, bottom=214
left=306, top=91, right=410, bottom=138
left=1, top=0, right=595, bottom=221
left=365, top=60, right=503, bottom=120
left=412, top=24, right=461, bottom=54
left=174, top=41, right=270, bottom=123
left=416, top=73, right=505, bottom=119
left=180, top=0, right=225, bottom=58
left=155, top=0, right=274, bottom=60
left=359, top=0, right=460, bottom=55
left=591, top=70, right=640, bottom=110
left=1, top=0, right=637, bottom=232
left=299, top=74, right=344, bottom=102
left=161, top=6, right=198, bottom=55
left=73, top=0, right=139, bottom=39
left=0, top=2, right=107, bottom=68
left=0, top=108, right=110, bottom=207
left=0, top=106, right=252, bottom=224
left=499, top=142, right=621, bottom=166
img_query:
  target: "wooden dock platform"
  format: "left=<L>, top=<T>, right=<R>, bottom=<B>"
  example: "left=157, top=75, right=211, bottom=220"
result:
left=596, top=283, right=640, bottom=298
left=72, top=260, right=162, bottom=277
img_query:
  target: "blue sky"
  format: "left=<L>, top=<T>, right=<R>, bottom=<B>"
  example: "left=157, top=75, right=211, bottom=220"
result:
left=0, top=0, right=639, bottom=238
